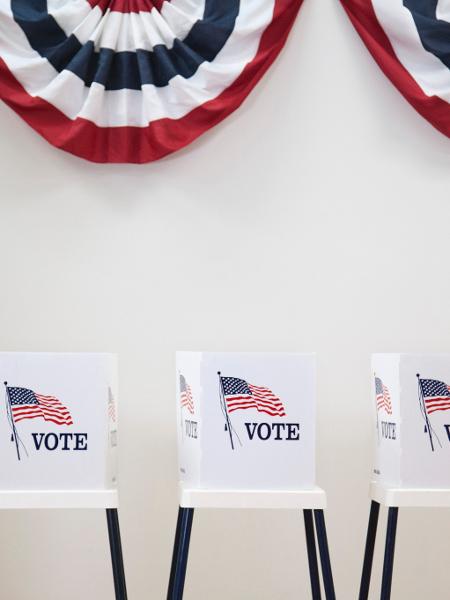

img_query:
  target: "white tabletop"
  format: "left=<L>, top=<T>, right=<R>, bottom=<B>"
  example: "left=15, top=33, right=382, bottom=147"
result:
left=371, top=481, right=450, bottom=508
left=0, top=489, right=118, bottom=509
left=180, top=485, right=327, bottom=509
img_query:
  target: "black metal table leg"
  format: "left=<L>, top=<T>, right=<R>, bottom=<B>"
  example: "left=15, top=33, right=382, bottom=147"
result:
left=359, top=500, right=380, bottom=600
left=167, top=507, right=185, bottom=599
left=380, top=507, right=398, bottom=600
left=169, top=507, right=194, bottom=600
left=304, top=509, right=322, bottom=600
left=314, top=510, right=336, bottom=600
left=106, top=508, right=128, bottom=600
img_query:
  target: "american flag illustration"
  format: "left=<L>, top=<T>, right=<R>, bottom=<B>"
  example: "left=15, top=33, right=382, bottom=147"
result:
left=419, top=379, right=450, bottom=415
left=180, top=375, right=194, bottom=415
left=220, top=376, right=286, bottom=417
left=375, top=377, right=392, bottom=415
left=7, top=387, right=73, bottom=426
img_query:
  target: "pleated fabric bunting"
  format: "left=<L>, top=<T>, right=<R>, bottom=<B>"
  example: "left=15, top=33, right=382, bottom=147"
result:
left=341, top=0, right=450, bottom=137
left=0, top=0, right=303, bottom=163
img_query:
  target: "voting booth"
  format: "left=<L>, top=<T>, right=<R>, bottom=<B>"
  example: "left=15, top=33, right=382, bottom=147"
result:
left=359, top=354, right=450, bottom=600
left=168, top=352, right=335, bottom=600
left=372, top=353, right=450, bottom=489
left=176, top=351, right=316, bottom=491
left=0, top=353, right=127, bottom=600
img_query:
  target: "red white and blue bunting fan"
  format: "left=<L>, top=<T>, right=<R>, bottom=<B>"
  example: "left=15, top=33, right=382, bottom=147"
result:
left=341, top=0, right=450, bottom=137
left=0, top=1, right=302, bottom=163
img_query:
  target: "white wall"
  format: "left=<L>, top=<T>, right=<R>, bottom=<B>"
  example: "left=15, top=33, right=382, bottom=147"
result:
left=1, top=0, right=449, bottom=598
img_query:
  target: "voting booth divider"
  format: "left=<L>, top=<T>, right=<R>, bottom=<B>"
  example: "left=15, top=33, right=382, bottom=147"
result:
left=0, top=353, right=127, bottom=600
left=359, top=354, right=450, bottom=600
left=168, top=352, right=336, bottom=600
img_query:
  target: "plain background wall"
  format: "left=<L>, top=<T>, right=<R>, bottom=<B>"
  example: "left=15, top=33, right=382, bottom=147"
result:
left=0, top=0, right=449, bottom=598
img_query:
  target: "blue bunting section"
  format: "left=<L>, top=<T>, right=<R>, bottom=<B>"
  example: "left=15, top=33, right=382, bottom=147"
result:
left=0, top=0, right=303, bottom=163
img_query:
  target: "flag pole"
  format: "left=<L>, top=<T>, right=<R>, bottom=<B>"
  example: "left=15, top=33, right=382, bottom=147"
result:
left=417, top=374, right=434, bottom=452
left=218, top=372, right=234, bottom=450
left=4, top=382, right=20, bottom=461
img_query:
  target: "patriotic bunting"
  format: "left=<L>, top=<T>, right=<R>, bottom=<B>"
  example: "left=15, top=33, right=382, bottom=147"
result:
left=0, top=0, right=303, bottom=163
left=341, top=0, right=450, bottom=137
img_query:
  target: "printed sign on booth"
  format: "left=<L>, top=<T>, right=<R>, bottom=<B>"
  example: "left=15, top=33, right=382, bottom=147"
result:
left=0, top=353, right=118, bottom=502
left=372, top=354, right=450, bottom=489
left=176, top=352, right=316, bottom=491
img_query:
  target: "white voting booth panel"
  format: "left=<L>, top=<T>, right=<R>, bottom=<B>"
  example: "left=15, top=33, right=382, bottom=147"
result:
left=170, top=354, right=334, bottom=600
left=372, top=354, right=450, bottom=489
left=0, top=353, right=118, bottom=508
left=176, top=352, right=316, bottom=492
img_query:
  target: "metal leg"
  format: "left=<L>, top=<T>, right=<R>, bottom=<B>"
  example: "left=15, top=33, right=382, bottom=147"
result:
left=167, top=507, right=184, bottom=600
left=359, top=500, right=380, bottom=600
left=303, top=510, right=322, bottom=600
left=168, top=507, right=194, bottom=600
left=106, top=508, right=128, bottom=600
left=380, top=508, right=398, bottom=600
left=314, top=510, right=336, bottom=600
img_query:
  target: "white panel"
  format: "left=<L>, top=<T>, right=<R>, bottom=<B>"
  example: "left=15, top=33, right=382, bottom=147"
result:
left=0, top=353, right=118, bottom=507
left=177, top=352, right=316, bottom=492
left=400, top=354, right=450, bottom=488
left=371, top=354, right=401, bottom=487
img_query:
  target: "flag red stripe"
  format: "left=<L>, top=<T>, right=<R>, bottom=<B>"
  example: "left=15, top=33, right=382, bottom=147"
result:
left=36, top=396, right=66, bottom=405
left=12, top=407, right=71, bottom=420
left=180, top=388, right=194, bottom=414
left=248, top=385, right=279, bottom=397
left=250, top=392, right=279, bottom=401
left=425, top=400, right=450, bottom=405
left=17, top=405, right=71, bottom=419
left=249, top=385, right=276, bottom=392
left=427, top=405, right=450, bottom=414
left=224, top=380, right=286, bottom=417
left=15, top=416, right=73, bottom=425
left=376, top=387, right=392, bottom=414
left=427, top=403, right=450, bottom=409
left=35, top=400, right=60, bottom=405
left=226, top=398, right=285, bottom=411
left=227, top=404, right=286, bottom=417
left=12, top=408, right=41, bottom=418
left=228, top=404, right=286, bottom=417
left=227, top=396, right=284, bottom=410
left=11, top=392, right=73, bottom=425
left=227, top=401, right=285, bottom=414
left=226, top=394, right=283, bottom=407
left=14, top=414, right=73, bottom=425
left=425, top=397, right=450, bottom=403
